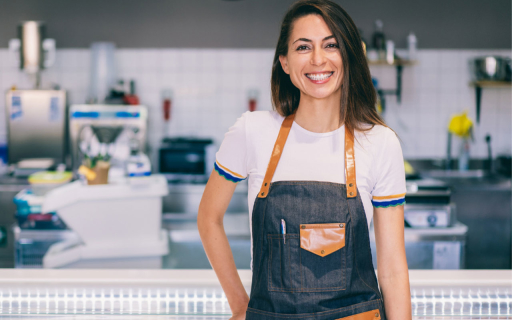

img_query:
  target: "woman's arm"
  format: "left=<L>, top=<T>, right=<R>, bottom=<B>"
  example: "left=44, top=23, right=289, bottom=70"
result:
left=373, top=205, right=412, bottom=319
left=198, top=170, right=249, bottom=319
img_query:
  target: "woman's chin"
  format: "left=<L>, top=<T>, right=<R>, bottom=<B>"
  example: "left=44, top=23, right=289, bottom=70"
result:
left=301, top=88, right=340, bottom=100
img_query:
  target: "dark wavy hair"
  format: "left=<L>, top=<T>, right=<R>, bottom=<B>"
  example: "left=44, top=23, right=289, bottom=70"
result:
left=271, top=0, right=387, bottom=134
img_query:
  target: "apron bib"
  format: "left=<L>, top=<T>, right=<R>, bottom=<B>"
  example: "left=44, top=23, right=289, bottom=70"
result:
left=246, top=113, right=386, bottom=320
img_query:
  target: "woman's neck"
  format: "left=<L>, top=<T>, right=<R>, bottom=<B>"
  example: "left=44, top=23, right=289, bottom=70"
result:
left=294, top=89, right=343, bottom=133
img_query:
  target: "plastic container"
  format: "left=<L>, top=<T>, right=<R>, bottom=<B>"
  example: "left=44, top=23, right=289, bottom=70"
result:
left=13, top=189, right=66, bottom=230
left=28, top=171, right=72, bottom=196
left=41, top=175, right=169, bottom=268
left=407, top=32, right=417, bottom=61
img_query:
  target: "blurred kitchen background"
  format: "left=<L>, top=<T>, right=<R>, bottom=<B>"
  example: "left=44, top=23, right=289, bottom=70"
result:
left=0, top=0, right=510, bottom=271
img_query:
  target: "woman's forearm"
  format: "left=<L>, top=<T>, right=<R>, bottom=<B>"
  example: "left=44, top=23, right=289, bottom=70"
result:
left=378, top=270, right=412, bottom=319
left=198, top=216, right=249, bottom=314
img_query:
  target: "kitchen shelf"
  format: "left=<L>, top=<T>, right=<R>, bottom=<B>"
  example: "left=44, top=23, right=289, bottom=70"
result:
left=367, top=59, right=418, bottom=66
left=469, top=80, right=512, bottom=124
left=470, top=80, right=512, bottom=88
left=367, top=59, right=418, bottom=112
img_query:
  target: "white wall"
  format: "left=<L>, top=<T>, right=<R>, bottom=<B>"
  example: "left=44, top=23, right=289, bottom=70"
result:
left=0, top=48, right=510, bottom=164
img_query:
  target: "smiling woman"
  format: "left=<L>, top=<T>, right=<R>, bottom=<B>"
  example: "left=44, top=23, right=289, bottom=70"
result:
left=198, top=1, right=411, bottom=320
left=271, top=0, right=386, bottom=136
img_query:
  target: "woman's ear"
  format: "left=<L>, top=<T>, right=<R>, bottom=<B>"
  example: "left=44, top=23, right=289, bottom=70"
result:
left=279, top=55, right=290, bottom=74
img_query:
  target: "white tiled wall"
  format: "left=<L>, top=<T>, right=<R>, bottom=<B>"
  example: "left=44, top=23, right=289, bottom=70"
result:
left=0, top=48, right=510, bottom=164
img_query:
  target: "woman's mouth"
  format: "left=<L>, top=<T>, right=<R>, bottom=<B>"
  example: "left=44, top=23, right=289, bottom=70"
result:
left=305, top=71, right=334, bottom=83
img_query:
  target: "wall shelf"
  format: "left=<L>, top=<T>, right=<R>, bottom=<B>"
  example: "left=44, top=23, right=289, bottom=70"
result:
left=368, top=59, right=418, bottom=112
left=368, top=59, right=418, bottom=66
left=469, top=81, right=512, bottom=124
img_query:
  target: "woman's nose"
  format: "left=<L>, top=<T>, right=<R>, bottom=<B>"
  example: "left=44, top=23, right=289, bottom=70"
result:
left=310, top=47, right=326, bottom=66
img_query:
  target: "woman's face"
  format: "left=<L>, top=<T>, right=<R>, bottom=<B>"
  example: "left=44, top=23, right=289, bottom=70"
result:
left=279, top=14, right=343, bottom=101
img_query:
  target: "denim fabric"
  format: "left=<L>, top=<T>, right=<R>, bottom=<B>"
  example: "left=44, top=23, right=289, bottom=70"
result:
left=246, top=181, right=386, bottom=320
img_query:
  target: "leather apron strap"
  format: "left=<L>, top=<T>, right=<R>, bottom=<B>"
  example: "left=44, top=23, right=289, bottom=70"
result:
left=344, top=126, right=357, bottom=198
left=257, top=113, right=357, bottom=198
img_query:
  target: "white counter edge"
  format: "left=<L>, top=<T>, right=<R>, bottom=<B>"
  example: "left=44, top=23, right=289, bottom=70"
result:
left=0, top=269, right=509, bottom=287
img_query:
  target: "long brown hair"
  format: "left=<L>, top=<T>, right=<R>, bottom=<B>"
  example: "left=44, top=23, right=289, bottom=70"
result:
left=271, top=0, right=387, bottom=135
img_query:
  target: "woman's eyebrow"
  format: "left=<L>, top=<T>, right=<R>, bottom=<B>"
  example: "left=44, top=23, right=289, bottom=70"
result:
left=292, top=35, right=335, bottom=44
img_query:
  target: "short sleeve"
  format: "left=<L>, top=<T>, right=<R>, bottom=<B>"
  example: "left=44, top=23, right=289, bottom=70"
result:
left=371, top=128, right=406, bottom=208
left=214, top=112, right=249, bottom=183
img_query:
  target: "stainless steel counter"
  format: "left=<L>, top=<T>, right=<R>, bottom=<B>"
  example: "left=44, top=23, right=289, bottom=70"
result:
left=0, top=269, right=509, bottom=319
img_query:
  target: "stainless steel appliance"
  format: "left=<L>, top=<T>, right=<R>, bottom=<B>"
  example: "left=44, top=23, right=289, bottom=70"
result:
left=69, top=104, right=148, bottom=172
left=403, top=179, right=455, bottom=227
left=159, top=137, right=215, bottom=183
left=370, top=222, right=467, bottom=269
left=471, top=56, right=512, bottom=82
left=370, top=178, right=468, bottom=269
left=5, top=90, right=67, bottom=170
left=8, top=21, right=56, bottom=88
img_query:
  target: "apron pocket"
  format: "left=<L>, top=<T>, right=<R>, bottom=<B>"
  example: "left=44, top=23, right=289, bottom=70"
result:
left=335, top=309, right=381, bottom=320
left=299, top=223, right=346, bottom=291
left=267, top=234, right=300, bottom=291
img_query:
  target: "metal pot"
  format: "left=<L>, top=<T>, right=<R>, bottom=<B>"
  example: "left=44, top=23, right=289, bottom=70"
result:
left=471, top=56, right=511, bottom=81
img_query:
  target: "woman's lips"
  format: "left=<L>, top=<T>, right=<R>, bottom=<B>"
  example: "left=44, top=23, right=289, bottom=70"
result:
left=305, top=71, right=334, bottom=84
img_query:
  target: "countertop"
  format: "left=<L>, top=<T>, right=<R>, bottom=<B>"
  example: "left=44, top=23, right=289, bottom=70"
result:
left=0, top=268, right=510, bottom=287
left=0, top=269, right=510, bottom=319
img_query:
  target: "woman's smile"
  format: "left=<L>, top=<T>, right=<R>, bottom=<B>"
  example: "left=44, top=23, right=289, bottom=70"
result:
left=305, top=71, right=334, bottom=83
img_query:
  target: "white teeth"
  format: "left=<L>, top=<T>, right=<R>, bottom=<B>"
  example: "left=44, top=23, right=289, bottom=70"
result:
left=306, top=72, right=333, bottom=81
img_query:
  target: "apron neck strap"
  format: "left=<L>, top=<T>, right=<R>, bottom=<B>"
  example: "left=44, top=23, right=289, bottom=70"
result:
left=257, top=113, right=357, bottom=199
left=258, top=113, right=295, bottom=198
left=345, top=125, right=357, bottom=198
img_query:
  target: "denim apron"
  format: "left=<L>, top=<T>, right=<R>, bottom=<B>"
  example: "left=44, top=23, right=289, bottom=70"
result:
left=246, top=113, right=386, bottom=320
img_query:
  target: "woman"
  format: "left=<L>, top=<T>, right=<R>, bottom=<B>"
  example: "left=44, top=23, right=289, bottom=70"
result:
left=198, top=0, right=411, bottom=319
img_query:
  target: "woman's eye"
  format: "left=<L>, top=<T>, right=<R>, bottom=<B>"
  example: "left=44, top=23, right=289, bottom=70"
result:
left=326, top=43, right=339, bottom=49
left=296, top=45, right=310, bottom=51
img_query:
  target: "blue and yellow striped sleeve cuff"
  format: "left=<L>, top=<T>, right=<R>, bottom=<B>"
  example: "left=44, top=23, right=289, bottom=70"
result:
left=372, top=193, right=406, bottom=208
left=214, top=160, right=247, bottom=183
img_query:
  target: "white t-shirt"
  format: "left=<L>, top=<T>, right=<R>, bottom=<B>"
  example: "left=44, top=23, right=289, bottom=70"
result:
left=215, top=110, right=406, bottom=231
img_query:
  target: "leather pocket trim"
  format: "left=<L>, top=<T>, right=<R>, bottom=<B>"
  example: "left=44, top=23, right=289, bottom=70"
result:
left=335, top=309, right=381, bottom=320
left=299, top=223, right=345, bottom=257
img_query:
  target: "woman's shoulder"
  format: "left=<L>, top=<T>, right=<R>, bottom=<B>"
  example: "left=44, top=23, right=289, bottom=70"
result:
left=355, top=123, right=400, bottom=153
left=242, top=110, right=284, bottom=131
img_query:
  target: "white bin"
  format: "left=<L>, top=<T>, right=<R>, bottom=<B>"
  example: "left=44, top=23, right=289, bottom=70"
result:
left=41, top=175, right=169, bottom=268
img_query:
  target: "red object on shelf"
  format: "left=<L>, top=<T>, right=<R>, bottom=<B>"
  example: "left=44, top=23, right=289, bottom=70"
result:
left=249, top=98, right=257, bottom=112
left=123, top=95, right=139, bottom=105
left=28, top=213, right=53, bottom=221
left=163, top=98, right=172, bottom=121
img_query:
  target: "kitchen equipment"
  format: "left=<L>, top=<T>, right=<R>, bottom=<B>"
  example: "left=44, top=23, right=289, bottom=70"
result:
left=162, top=89, right=172, bottom=137
left=5, top=90, right=67, bottom=173
left=496, top=154, right=511, bottom=177
left=28, top=171, right=72, bottom=196
left=248, top=89, right=258, bottom=112
left=405, top=180, right=456, bottom=228
left=88, top=42, right=117, bottom=104
left=158, top=137, right=215, bottom=183
left=14, top=226, right=78, bottom=268
left=39, top=175, right=169, bottom=268
left=404, top=203, right=456, bottom=228
left=407, top=32, right=417, bottom=60
left=8, top=21, right=56, bottom=88
left=405, top=179, right=451, bottom=205
left=370, top=222, right=467, bottom=269
left=13, top=189, right=66, bottom=230
left=69, top=104, right=148, bottom=173
left=123, top=80, right=139, bottom=105
left=471, top=56, right=512, bottom=82
left=371, top=19, right=386, bottom=60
